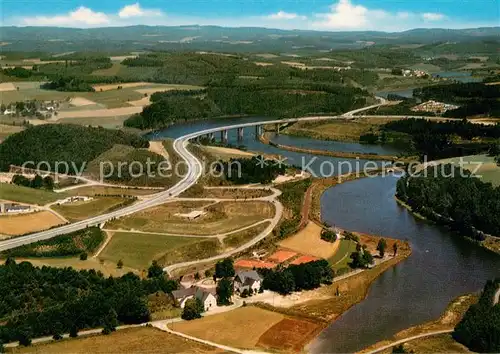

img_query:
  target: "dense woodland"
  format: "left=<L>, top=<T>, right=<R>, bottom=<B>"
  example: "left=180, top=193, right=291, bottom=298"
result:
left=414, top=83, right=500, bottom=119
left=0, top=125, right=148, bottom=173
left=260, top=260, right=333, bottom=295
left=0, top=228, right=105, bottom=258
left=216, top=156, right=286, bottom=184
left=0, top=260, right=177, bottom=345
left=396, top=164, right=500, bottom=238
left=125, top=82, right=370, bottom=129
left=382, top=118, right=500, bottom=159
left=453, top=279, right=500, bottom=353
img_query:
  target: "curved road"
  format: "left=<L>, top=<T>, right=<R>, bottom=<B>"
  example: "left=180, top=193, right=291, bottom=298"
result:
left=2, top=97, right=487, bottom=253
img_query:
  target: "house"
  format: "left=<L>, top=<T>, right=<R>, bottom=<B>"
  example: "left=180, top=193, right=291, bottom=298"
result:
left=234, top=270, right=262, bottom=294
left=171, top=286, right=217, bottom=311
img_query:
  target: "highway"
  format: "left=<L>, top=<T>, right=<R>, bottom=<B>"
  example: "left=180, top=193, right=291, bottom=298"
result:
left=3, top=97, right=488, bottom=252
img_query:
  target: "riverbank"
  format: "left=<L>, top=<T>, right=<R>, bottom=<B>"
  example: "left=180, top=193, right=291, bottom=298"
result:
left=263, top=135, right=398, bottom=162
left=395, top=196, right=500, bottom=255
left=358, top=294, right=478, bottom=354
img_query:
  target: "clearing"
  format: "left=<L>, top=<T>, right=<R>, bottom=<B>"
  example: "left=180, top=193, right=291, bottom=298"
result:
left=0, top=210, right=65, bottom=236
left=105, top=201, right=275, bottom=236
left=436, top=154, right=500, bottom=186
left=173, top=306, right=284, bottom=350
left=0, top=124, right=24, bottom=140
left=283, top=117, right=404, bottom=142
left=51, top=197, right=129, bottom=222
left=279, top=222, right=340, bottom=259
left=99, top=231, right=219, bottom=271
left=0, top=183, right=67, bottom=205
left=9, top=327, right=222, bottom=354
left=4, top=257, right=138, bottom=277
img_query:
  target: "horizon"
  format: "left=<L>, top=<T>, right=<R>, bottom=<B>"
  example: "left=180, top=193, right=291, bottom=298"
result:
left=1, top=0, right=499, bottom=31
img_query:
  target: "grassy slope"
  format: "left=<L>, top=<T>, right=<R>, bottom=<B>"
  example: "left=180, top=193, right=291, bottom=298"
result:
left=0, top=183, right=66, bottom=205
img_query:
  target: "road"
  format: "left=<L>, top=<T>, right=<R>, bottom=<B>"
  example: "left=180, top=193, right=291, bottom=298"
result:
left=4, top=96, right=471, bottom=253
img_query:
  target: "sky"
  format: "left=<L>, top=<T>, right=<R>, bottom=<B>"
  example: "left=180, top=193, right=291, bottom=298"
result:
left=1, top=0, right=499, bottom=31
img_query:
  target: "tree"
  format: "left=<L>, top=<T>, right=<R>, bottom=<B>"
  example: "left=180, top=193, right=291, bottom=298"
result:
left=181, top=298, right=203, bottom=320
left=204, top=269, right=212, bottom=278
left=69, top=325, right=78, bottom=338
left=215, top=258, right=235, bottom=279
left=102, top=308, right=118, bottom=335
left=194, top=272, right=200, bottom=281
left=147, top=261, right=164, bottom=278
left=0, top=341, right=4, bottom=353
left=377, top=239, right=387, bottom=258
left=79, top=252, right=88, bottom=261
left=393, top=243, right=398, bottom=256
left=17, top=331, right=32, bottom=347
left=43, top=176, right=54, bottom=190
left=117, top=260, right=124, bottom=269
left=30, top=174, right=44, bottom=189
left=216, top=278, right=234, bottom=305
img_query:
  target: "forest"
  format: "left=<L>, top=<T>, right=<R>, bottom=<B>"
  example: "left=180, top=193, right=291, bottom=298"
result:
left=453, top=278, right=500, bottom=353
left=0, top=227, right=105, bottom=258
left=40, top=77, right=95, bottom=92
left=0, top=260, right=178, bottom=345
left=414, top=83, right=500, bottom=118
left=0, top=124, right=148, bottom=173
left=382, top=118, right=500, bottom=159
left=396, top=164, right=500, bottom=238
left=216, top=156, right=286, bottom=184
left=260, top=260, right=333, bottom=295
left=125, top=82, right=369, bottom=129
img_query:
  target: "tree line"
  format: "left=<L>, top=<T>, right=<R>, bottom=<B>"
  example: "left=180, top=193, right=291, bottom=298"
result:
left=396, top=164, right=500, bottom=238
left=215, top=156, right=286, bottom=185
left=453, top=278, right=500, bottom=352
left=0, top=260, right=178, bottom=346
left=0, top=124, right=149, bottom=173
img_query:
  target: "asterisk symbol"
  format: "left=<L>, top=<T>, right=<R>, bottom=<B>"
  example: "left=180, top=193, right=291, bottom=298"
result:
left=273, top=156, right=288, bottom=168
left=255, top=155, right=268, bottom=168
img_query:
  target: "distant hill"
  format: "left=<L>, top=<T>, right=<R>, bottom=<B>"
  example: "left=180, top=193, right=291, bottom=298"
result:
left=0, top=25, right=498, bottom=53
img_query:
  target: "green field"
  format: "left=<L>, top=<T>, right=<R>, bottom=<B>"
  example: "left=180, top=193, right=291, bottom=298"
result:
left=437, top=154, right=500, bottom=186
left=0, top=183, right=66, bottom=205
left=51, top=197, right=130, bottom=222
left=99, top=231, right=219, bottom=270
left=223, top=221, right=270, bottom=248
left=329, top=239, right=358, bottom=271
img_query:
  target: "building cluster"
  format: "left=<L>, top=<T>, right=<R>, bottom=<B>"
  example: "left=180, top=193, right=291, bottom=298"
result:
left=172, top=270, right=263, bottom=311
left=1, top=100, right=61, bottom=118
left=402, top=69, right=428, bottom=78
left=56, top=196, right=93, bottom=205
left=411, top=100, right=460, bottom=114
left=0, top=202, right=34, bottom=214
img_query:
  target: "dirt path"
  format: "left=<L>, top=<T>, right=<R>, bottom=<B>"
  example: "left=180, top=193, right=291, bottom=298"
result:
left=149, top=141, right=170, bottom=160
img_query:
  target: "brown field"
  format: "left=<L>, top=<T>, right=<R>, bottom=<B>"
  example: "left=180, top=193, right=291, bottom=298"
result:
left=290, top=255, right=320, bottom=265
left=64, top=186, right=161, bottom=197
left=0, top=124, right=24, bottom=140
left=284, top=117, right=403, bottom=142
left=51, top=197, right=129, bottom=222
left=0, top=211, right=65, bottom=236
left=234, top=259, right=277, bottom=269
left=105, top=201, right=274, bottom=236
left=9, top=327, right=223, bottom=354
left=279, top=222, right=340, bottom=259
left=267, top=250, right=297, bottom=263
left=92, top=82, right=151, bottom=91
left=173, top=307, right=285, bottom=350
left=56, top=106, right=143, bottom=119
left=7, top=257, right=139, bottom=277
left=257, top=317, right=323, bottom=352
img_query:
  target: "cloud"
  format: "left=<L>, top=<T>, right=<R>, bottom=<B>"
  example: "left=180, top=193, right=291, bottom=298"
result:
left=313, top=0, right=370, bottom=29
left=266, top=11, right=307, bottom=21
left=22, top=6, right=110, bottom=26
left=118, top=3, right=163, bottom=19
left=422, top=12, right=446, bottom=21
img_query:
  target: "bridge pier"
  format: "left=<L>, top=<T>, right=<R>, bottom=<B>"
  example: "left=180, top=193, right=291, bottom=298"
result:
left=237, top=127, right=244, bottom=142
left=220, top=130, right=228, bottom=144
left=255, top=125, right=262, bottom=140
left=275, top=123, right=281, bottom=135
left=209, top=132, right=215, bottom=142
